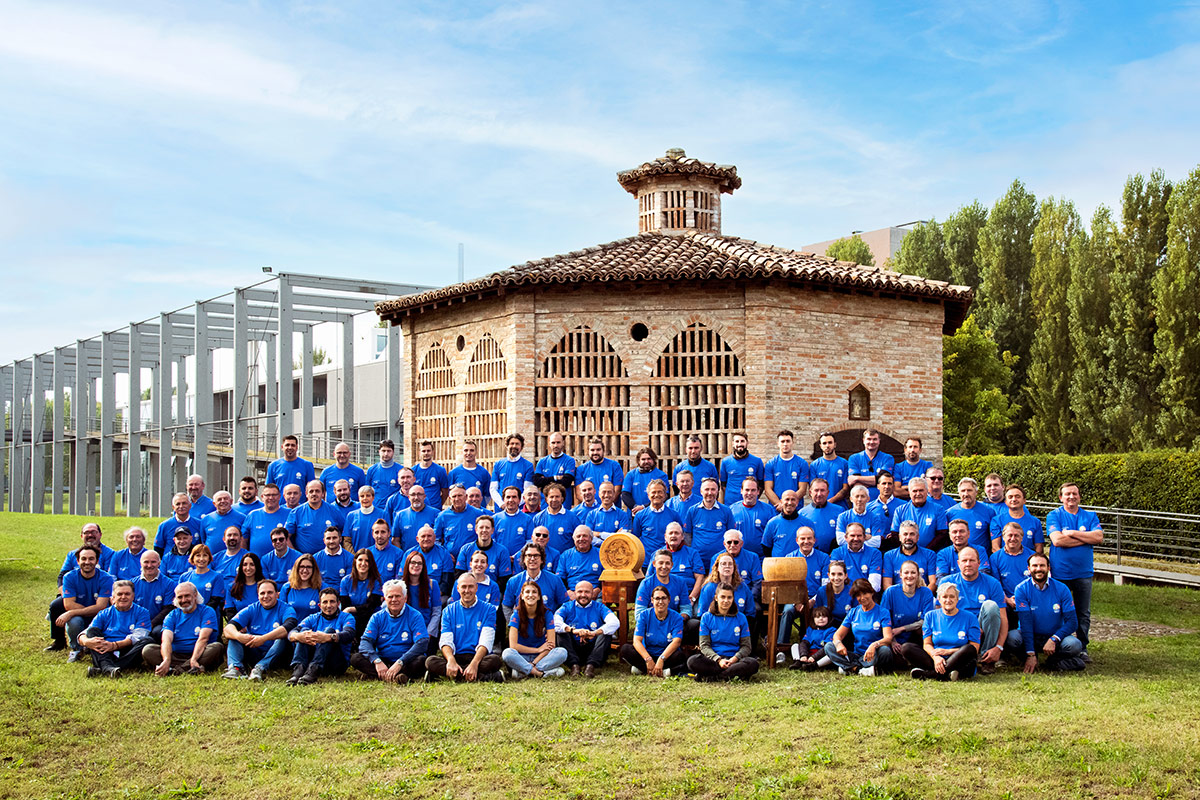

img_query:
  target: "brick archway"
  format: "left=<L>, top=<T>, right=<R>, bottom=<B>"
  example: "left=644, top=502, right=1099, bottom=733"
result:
left=806, top=424, right=905, bottom=462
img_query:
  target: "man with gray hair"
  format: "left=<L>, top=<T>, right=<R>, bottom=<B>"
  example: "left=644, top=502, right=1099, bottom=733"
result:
left=201, top=490, right=245, bottom=550
left=350, top=578, right=432, bottom=686
left=142, top=582, right=223, bottom=676
left=891, top=477, right=949, bottom=551
left=77, top=579, right=151, bottom=678
left=153, top=492, right=202, bottom=553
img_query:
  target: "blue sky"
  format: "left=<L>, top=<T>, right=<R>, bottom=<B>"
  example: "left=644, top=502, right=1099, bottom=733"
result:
left=2, top=0, right=1199, bottom=363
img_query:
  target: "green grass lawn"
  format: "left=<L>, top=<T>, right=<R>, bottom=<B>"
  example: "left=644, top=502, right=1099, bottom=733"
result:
left=2, top=513, right=1199, bottom=800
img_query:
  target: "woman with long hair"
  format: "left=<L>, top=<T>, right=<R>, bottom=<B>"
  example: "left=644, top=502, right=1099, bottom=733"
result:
left=282, top=554, right=322, bottom=617
left=227, top=552, right=265, bottom=616
left=685, top=583, right=759, bottom=681
left=501, top=581, right=567, bottom=679
left=402, top=549, right=443, bottom=651
left=340, top=549, right=383, bottom=637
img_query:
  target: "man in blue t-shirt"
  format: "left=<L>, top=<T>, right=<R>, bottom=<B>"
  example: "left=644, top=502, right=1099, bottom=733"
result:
left=239, top=485, right=286, bottom=553
left=234, top=476, right=264, bottom=517
left=109, top=526, right=150, bottom=582
left=719, top=433, right=764, bottom=505
left=762, top=490, right=806, bottom=557
left=321, top=441, right=368, bottom=501
left=266, top=435, right=316, bottom=500
left=882, top=521, right=936, bottom=590
left=153, top=493, right=204, bottom=553
left=1011, top=552, right=1086, bottom=672
left=394, top=485, right=438, bottom=550
left=292, top=587, right=360, bottom=684
left=54, top=544, right=114, bottom=661
left=201, top=491, right=246, bottom=551
left=449, top=440, right=492, bottom=506
left=672, top=435, right=720, bottom=492
left=847, top=429, right=895, bottom=502
left=142, top=582, right=224, bottom=675
left=924, top=467, right=956, bottom=516
left=729, top=477, right=775, bottom=552
left=891, top=437, right=933, bottom=501
left=575, top=437, right=624, bottom=509
left=622, top=447, right=670, bottom=513
left=945, top=477, right=996, bottom=553
left=554, top=580, right=620, bottom=677
left=186, top=474, right=217, bottom=518
left=1046, top=482, right=1102, bottom=658
left=534, top=432, right=577, bottom=509
left=221, top=580, right=298, bottom=680
left=941, top=547, right=1007, bottom=674
left=349, top=580, right=428, bottom=683
left=891, top=478, right=949, bottom=551
left=490, top=433, right=534, bottom=508
left=982, top=473, right=1007, bottom=514
left=77, top=579, right=151, bottom=678
left=798, top=479, right=842, bottom=553
left=810, top=432, right=850, bottom=509
left=285, top=480, right=343, bottom=555
left=411, top=440, right=451, bottom=511
left=764, top=429, right=810, bottom=512
left=366, top=439, right=404, bottom=507
left=684, top=477, right=736, bottom=564
left=434, top=486, right=484, bottom=555
left=425, top=573, right=504, bottom=682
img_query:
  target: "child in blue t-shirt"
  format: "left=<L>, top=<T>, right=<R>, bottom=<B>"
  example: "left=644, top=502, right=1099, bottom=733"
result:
left=789, top=606, right=837, bottom=670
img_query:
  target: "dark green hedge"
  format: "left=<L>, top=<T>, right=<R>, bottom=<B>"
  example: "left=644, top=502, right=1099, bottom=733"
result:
left=945, top=449, right=1200, bottom=514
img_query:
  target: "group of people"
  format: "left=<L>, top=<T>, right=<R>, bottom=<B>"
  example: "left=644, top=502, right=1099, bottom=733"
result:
left=47, top=428, right=1100, bottom=684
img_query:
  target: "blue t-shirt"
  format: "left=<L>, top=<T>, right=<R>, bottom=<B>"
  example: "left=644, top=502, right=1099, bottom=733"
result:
left=190, top=495, right=217, bottom=518
left=554, top=599, right=613, bottom=642
left=503, top=569, right=568, bottom=612
left=672, top=459, right=719, bottom=488
left=508, top=607, right=557, bottom=649
left=798, top=503, right=841, bottom=552
left=1046, top=507, right=1102, bottom=580
left=405, top=579, right=443, bottom=629
left=61, top=543, right=117, bottom=579
left=891, top=501, right=948, bottom=549
left=941, top=572, right=1006, bottom=616
left=533, top=507, right=582, bottom=553
left=842, top=603, right=892, bottom=656
left=829, top=544, right=883, bottom=585
left=281, top=585, right=321, bottom=616
left=200, top=509, right=246, bottom=551
left=394, top=505, right=440, bottom=551
left=133, top=574, right=177, bottom=618
left=782, top=547, right=831, bottom=597
left=891, top=459, right=933, bottom=492
left=449, top=464, right=492, bottom=500
left=1014, top=577, right=1078, bottom=645
left=161, top=549, right=194, bottom=581
left=867, top=496, right=905, bottom=531
left=450, top=578, right=503, bottom=608
left=366, top=462, right=404, bottom=505
left=411, top=462, right=451, bottom=510
left=230, top=600, right=298, bottom=636
left=634, top=607, right=685, bottom=658
left=684, top=503, right=737, bottom=562
left=368, top=544, right=405, bottom=583
left=162, top=604, right=219, bottom=651
left=818, top=583, right=856, bottom=625
left=154, top=515, right=203, bottom=552
left=635, top=574, right=692, bottom=614
left=299, top=609, right=358, bottom=660
left=802, top=624, right=837, bottom=650
left=880, top=584, right=935, bottom=644
left=286, top=502, right=343, bottom=555
left=989, top=508, right=1045, bottom=550
left=403, top=544, right=454, bottom=585
left=179, top=568, right=225, bottom=605
left=719, top=454, right=765, bottom=497
left=266, top=457, right=315, bottom=495
left=109, top=548, right=149, bottom=582
left=434, top=506, right=483, bottom=555
left=89, top=604, right=152, bottom=643
left=555, top=547, right=604, bottom=592
left=633, top=506, right=683, bottom=567
left=313, top=548, right=354, bottom=591
left=261, top=548, right=301, bottom=585
left=622, top=468, right=670, bottom=509
left=491, top=457, right=535, bottom=498
left=730, top=501, right=774, bottom=551
left=576, top=459, right=624, bottom=504
left=344, top=506, right=388, bottom=552
left=697, top=581, right=755, bottom=617
left=836, top=507, right=888, bottom=547
left=493, top=511, right=534, bottom=555
left=383, top=490, right=411, bottom=519
left=809, top=456, right=850, bottom=508
left=945, top=502, right=996, bottom=552
left=989, top=547, right=1036, bottom=596
left=708, top=549, right=763, bottom=591
left=847, top=450, right=896, bottom=501
left=241, top=508, right=291, bottom=557
left=763, top=513, right=806, bottom=558
left=321, top=462, right=368, bottom=500
left=584, top=506, right=631, bottom=540
left=224, top=581, right=261, bottom=614
left=455, top=540, right=514, bottom=579
left=764, top=455, right=810, bottom=496
left=883, top=547, right=937, bottom=586
left=535, top=454, right=578, bottom=507
left=339, top=574, right=384, bottom=607
left=922, top=608, right=981, bottom=649
left=665, top=545, right=705, bottom=581
left=441, top=600, right=497, bottom=654
left=234, top=499, right=265, bottom=517
left=211, top=547, right=249, bottom=589
left=667, top=493, right=701, bottom=517
left=700, top=611, right=750, bottom=658
left=934, top=544, right=991, bottom=579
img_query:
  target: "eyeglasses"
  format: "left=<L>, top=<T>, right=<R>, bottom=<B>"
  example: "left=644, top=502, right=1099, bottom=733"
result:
left=929, top=477, right=945, bottom=481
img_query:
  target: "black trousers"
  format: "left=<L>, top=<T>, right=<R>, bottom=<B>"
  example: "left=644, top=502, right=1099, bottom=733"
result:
left=562, top=634, right=611, bottom=667
left=901, top=642, right=978, bottom=679
left=424, top=651, right=503, bottom=678
left=618, top=643, right=687, bottom=672
left=89, top=642, right=149, bottom=672
left=686, top=653, right=759, bottom=680
left=350, top=650, right=424, bottom=680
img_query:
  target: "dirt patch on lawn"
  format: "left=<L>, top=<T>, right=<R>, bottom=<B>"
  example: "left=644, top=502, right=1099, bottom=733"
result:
left=1088, top=617, right=1195, bottom=642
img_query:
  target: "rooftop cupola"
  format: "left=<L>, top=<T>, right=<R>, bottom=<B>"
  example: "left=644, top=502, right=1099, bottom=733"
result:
left=616, top=148, right=741, bottom=235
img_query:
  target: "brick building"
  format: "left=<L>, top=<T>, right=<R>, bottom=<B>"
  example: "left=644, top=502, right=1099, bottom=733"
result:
left=375, top=149, right=972, bottom=476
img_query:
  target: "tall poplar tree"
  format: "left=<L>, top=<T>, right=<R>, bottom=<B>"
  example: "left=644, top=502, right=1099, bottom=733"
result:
left=1068, top=206, right=1118, bottom=452
left=891, top=220, right=951, bottom=281
left=1027, top=197, right=1080, bottom=452
left=942, top=200, right=988, bottom=288
left=1153, top=165, right=1200, bottom=447
left=1109, top=171, right=1171, bottom=445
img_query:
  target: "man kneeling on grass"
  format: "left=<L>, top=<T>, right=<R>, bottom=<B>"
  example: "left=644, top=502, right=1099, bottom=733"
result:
left=143, top=582, right=223, bottom=676
left=77, top=580, right=151, bottom=679
left=350, top=581, right=427, bottom=685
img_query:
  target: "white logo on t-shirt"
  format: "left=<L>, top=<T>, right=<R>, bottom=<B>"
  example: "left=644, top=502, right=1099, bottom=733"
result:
left=957, top=630, right=966, bottom=639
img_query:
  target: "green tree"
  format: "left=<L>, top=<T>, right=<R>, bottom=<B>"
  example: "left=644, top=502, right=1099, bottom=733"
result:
left=1153, top=164, right=1200, bottom=447
left=292, top=347, right=329, bottom=372
left=942, top=200, right=988, bottom=288
left=1068, top=206, right=1119, bottom=452
left=976, top=180, right=1039, bottom=451
left=891, top=220, right=951, bottom=281
left=1109, top=170, right=1171, bottom=446
left=1026, top=197, right=1080, bottom=452
left=824, top=235, right=875, bottom=266
left=944, top=315, right=1016, bottom=455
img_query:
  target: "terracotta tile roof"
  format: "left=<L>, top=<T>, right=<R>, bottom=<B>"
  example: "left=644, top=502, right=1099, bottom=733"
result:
left=375, top=231, right=974, bottom=330
left=616, top=149, right=742, bottom=195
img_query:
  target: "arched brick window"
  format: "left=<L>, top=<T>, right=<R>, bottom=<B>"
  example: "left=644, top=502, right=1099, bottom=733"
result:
left=414, top=342, right=456, bottom=464
left=535, top=326, right=631, bottom=471
left=464, top=334, right=507, bottom=468
left=649, top=322, right=746, bottom=478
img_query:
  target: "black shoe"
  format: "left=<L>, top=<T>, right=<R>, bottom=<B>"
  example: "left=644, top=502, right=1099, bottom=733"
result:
left=298, top=666, right=319, bottom=686
left=106, top=668, right=122, bottom=679
left=86, top=666, right=102, bottom=678
left=910, top=668, right=932, bottom=681
left=45, top=642, right=66, bottom=652
left=584, top=665, right=596, bottom=679
left=286, top=665, right=304, bottom=686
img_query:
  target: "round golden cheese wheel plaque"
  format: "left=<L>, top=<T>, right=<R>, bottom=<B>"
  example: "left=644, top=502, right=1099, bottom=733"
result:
left=598, top=532, right=645, bottom=582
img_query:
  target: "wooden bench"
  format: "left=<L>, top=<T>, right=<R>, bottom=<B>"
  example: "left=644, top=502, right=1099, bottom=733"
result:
left=1094, top=563, right=1200, bottom=589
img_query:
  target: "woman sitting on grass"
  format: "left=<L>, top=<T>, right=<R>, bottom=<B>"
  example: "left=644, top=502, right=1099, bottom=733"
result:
left=282, top=555, right=322, bottom=617
left=501, top=581, right=567, bottom=679
left=621, top=584, right=686, bottom=678
left=825, top=578, right=894, bottom=676
left=903, top=581, right=981, bottom=682
left=686, top=583, right=759, bottom=681
left=402, top=550, right=442, bottom=651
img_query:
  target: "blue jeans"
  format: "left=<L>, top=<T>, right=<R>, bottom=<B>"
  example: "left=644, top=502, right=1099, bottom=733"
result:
left=501, top=647, right=567, bottom=676
left=977, top=600, right=1002, bottom=653
left=1005, top=630, right=1083, bottom=659
left=1060, top=577, right=1093, bottom=649
left=66, top=615, right=94, bottom=652
left=227, top=637, right=289, bottom=671
left=823, top=640, right=894, bottom=673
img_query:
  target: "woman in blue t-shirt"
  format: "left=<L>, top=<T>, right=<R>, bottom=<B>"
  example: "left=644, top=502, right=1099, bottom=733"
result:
left=826, top=578, right=894, bottom=676
left=339, top=549, right=383, bottom=637
left=403, top=549, right=443, bottom=652
left=226, top=553, right=264, bottom=618
left=281, top=554, right=322, bottom=618
left=685, top=583, right=759, bottom=681
left=620, top=585, right=686, bottom=677
left=903, top=581, right=981, bottom=681
left=501, top=581, right=567, bottom=679
left=179, top=544, right=224, bottom=616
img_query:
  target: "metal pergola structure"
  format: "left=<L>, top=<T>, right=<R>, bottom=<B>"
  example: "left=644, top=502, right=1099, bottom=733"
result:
left=1, top=272, right=433, bottom=518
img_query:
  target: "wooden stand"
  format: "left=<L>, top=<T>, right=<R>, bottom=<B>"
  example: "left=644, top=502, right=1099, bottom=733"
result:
left=600, top=579, right=640, bottom=648
left=761, top=556, right=807, bottom=669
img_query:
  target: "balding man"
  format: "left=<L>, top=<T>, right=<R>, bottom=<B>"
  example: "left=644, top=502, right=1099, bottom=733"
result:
left=285, top=480, right=342, bottom=555
left=142, top=582, right=223, bottom=676
left=154, top=493, right=203, bottom=553
left=891, top=478, right=949, bottom=551
left=941, top=547, right=1007, bottom=674
left=243, top=485, right=289, bottom=559
left=534, top=432, right=577, bottom=509
left=351, top=580, right=428, bottom=684
left=556, top=526, right=602, bottom=600
left=554, top=580, right=619, bottom=677
left=583, top=482, right=630, bottom=543
left=321, top=441, right=367, bottom=500
left=201, top=491, right=245, bottom=550
left=434, top=485, right=483, bottom=555
left=836, top=485, right=887, bottom=549
left=132, top=549, right=177, bottom=632
left=425, top=573, right=504, bottom=682
left=109, top=526, right=149, bottom=581
left=186, top=474, right=217, bottom=518
left=762, top=490, right=805, bottom=558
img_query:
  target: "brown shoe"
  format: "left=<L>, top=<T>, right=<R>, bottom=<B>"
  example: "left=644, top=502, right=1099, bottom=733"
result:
left=584, top=664, right=596, bottom=679
left=978, top=660, right=996, bottom=676
left=570, top=665, right=581, bottom=677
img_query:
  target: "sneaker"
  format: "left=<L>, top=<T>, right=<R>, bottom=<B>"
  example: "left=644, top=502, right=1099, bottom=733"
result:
left=790, top=644, right=802, bottom=661
left=859, top=666, right=875, bottom=677
left=630, top=665, right=645, bottom=676
left=949, top=670, right=960, bottom=682
left=543, top=667, right=566, bottom=678
left=1080, top=650, right=1092, bottom=664
left=248, top=666, right=266, bottom=682
left=910, top=668, right=932, bottom=681
left=86, top=666, right=102, bottom=678
left=66, top=650, right=83, bottom=663
left=775, top=652, right=786, bottom=666
left=487, top=671, right=505, bottom=683
left=661, top=668, right=672, bottom=678
left=222, top=667, right=243, bottom=680
left=837, top=666, right=848, bottom=675
left=286, top=665, right=304, bottom=686
left=44, top=642, right=66, bottom=652
left=106, top=668, right=122, bottom=679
